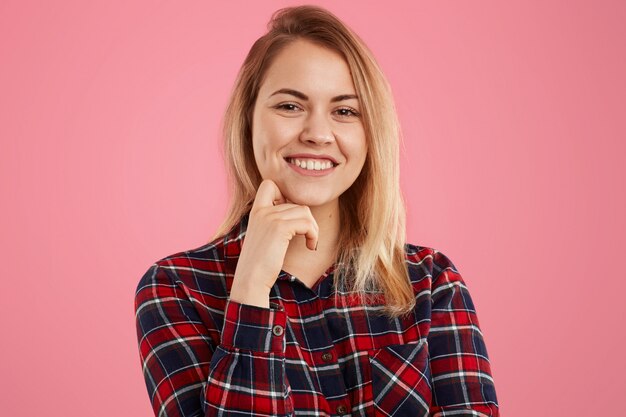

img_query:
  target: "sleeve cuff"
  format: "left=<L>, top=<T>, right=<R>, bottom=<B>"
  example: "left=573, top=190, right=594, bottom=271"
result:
left=220, top=299, right=287, bottom=352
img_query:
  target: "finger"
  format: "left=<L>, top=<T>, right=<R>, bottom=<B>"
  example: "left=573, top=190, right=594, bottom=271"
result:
left=252, top=179, right=284, bottom=210
left=276, top=194, right=292, bottom=207
left=270, top=205, right=318, bottom=220
left=271, top=203, right=301, bottom=212
left=273, top=197, right=287, bottom=206
left=285, top=218, right=319, bottom=251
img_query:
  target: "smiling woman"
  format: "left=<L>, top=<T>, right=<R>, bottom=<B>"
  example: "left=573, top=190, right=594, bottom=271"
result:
left=134, top=5, right=500, bottom=417
left=252, top=39, right=367, bottom=222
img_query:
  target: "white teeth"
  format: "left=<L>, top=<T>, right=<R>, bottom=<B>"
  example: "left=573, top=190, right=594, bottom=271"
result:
left=288, top=158, right=334, bottom=170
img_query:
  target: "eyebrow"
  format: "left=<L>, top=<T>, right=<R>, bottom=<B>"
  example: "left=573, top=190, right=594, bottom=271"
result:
left=269, top=88, right=358, bottom=103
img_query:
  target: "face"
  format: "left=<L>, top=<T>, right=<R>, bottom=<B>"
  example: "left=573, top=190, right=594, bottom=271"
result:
left=251, top=39, right=367, bottom=210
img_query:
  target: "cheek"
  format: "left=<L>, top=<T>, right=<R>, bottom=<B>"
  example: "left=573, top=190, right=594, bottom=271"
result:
left=252, top=117, right=299, bottom=173
left=357, top=129, right=368, bottom=164
left=251, top=114, right=274, bottom=164
left=344, top=130, right=368, bottom=166
left=254, top=113, right=298, bottom=149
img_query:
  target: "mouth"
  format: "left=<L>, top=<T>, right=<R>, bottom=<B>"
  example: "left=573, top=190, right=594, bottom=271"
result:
left=284, top=157, right=339, bottom=171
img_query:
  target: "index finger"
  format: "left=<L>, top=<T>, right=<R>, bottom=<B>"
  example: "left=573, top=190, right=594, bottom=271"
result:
left=251, top=179, right=285, bottom=211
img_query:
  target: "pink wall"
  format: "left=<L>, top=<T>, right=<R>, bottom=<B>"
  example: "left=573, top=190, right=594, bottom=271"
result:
left=1, top=1, right=624, bottom=415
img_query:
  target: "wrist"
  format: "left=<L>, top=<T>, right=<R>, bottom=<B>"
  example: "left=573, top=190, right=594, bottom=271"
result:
left=229, top=282, right=271, bottom=308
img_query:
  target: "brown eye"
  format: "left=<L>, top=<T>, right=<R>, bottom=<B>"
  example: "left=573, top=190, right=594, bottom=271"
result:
left=276, top=103, right=302, bottom=112
left=335, top=107, right=360, bottom=118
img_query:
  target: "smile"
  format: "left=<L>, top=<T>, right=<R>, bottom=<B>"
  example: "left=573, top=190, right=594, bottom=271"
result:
left=286, top=157, right=336, bottom=170
left=285, top=157, right=337, bottom=176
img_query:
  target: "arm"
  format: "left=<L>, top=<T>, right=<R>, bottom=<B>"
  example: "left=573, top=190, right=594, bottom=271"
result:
left=427, top=251, right=500, bottom=417
left=134, top=264, right=294, bottom=417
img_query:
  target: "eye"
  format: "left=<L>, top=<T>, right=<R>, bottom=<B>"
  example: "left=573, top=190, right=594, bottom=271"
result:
left=334, top=107, right=360, bottom=118
left=274, top=103, right=303, bottom=112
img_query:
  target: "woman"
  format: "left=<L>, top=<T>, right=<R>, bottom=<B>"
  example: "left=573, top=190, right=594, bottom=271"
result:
left=135, top=5, right=499, bottom=417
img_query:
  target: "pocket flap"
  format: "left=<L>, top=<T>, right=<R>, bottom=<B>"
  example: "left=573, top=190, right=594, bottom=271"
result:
left=369, top=341, right=431, bottom=416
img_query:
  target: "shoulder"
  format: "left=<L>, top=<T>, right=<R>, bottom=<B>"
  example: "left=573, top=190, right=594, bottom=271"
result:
left=403, top=242, right=463, bottom=288
left=135, top=233, right=233, bottom=297
left=137, top=214, right=250, bottom=290
left=157, top=239, right=226, bottom=277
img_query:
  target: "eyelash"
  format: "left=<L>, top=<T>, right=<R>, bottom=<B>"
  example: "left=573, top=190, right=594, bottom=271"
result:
left=275, top=103, right=360, bottom=118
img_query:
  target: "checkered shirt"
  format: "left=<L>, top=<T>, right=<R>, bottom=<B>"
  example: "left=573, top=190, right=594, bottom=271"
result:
left=135, top=212, right=499, bottom=416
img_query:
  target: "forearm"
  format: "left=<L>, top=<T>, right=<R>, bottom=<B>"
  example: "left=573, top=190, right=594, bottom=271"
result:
left=427, top=251, right=500, bottom=416
left=136, top=264, right=294, bottom=417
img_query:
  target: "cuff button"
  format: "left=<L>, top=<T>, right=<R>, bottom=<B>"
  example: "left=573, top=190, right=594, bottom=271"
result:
left=272, top=325, right=284, bottom=336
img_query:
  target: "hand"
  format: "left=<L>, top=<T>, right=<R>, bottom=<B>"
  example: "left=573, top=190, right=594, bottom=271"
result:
left=229, top=179, right=319, bottom=308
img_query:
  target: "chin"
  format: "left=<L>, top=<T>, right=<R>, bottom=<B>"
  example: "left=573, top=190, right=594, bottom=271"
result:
left=288, top=197, right=328, bottom=207
left=285, top=191, right=337, bottom=208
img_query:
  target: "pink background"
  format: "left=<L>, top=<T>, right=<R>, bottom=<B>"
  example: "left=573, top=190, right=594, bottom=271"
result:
left=1, top=1, right=624, bottom=416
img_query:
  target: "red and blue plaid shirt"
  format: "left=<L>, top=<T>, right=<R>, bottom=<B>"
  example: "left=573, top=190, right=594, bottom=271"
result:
left=135, top=212, right=499, bottom=416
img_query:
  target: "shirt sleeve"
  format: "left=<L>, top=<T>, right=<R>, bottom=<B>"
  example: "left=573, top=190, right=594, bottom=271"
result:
left=427, top=251, right=500, bottom=417
left=134, top=263, right=294, bottom=417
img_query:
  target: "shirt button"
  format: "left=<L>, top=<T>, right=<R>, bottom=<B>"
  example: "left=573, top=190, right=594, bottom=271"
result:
left=321, top=352, right=333, bottom=362
left=272, top=325, right=284, bottom=336
left=336, top=404, right=348, bottom=415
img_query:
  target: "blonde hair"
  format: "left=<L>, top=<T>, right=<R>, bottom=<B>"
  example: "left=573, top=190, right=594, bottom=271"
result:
left=211, top=5, right=414, bottom=318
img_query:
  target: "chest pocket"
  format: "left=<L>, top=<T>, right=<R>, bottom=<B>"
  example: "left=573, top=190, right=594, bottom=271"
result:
left=368, top=340, right=432, bottom=417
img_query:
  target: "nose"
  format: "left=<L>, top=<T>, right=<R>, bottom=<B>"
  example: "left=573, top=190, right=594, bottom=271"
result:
left=300, top=110, right=335, bottom=145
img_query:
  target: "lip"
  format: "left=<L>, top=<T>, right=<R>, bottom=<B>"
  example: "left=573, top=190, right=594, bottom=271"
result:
left=284, top=153, right=339, bottom=165
left=284, top=157, right=337, bottom=177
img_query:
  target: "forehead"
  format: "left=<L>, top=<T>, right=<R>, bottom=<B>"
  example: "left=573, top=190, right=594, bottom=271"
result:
left=259, top=39, right=357, bottom=97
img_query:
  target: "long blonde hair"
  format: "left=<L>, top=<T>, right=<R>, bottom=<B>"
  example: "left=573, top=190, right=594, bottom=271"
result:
left=211, top=5, right=414, bottom=318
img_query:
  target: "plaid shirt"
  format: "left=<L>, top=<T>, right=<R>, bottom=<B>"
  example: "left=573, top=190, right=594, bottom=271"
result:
left=135, top=212, right=499, bottom=416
